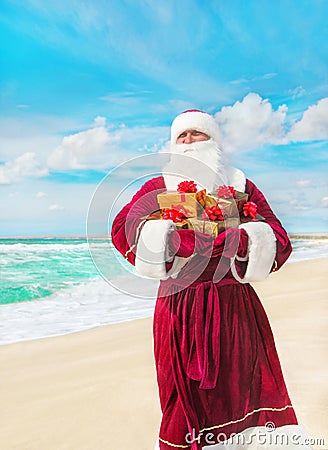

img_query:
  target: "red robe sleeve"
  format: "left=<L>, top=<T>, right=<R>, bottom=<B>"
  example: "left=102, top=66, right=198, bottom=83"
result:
left=111, top=176, right=165, bottom=265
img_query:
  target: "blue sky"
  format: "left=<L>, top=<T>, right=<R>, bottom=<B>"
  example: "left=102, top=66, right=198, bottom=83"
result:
left=0, top=0, right=327, bottom=235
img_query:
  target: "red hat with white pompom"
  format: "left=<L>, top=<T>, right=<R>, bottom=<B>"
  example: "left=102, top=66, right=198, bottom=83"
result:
left=170, top=109, right=221, bottom=145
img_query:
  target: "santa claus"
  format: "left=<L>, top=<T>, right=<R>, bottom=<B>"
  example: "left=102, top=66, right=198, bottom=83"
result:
left=111, top=110, right=313, bottom=449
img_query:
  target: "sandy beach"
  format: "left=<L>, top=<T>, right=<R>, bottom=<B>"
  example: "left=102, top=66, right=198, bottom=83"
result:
left=0, top=258, right=327, bottom=450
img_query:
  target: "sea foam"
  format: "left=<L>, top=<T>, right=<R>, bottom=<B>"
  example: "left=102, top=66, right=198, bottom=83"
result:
left=0, top=235, right=327, bottom=345
left=0, top=276, right=156, bottom=345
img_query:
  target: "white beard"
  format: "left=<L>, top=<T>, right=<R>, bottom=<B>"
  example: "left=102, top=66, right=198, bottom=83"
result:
left=162, top=139, right=228, bottom=192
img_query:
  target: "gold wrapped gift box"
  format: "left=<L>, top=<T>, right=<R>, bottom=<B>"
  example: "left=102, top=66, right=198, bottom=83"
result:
left=175, top=220, right=190, bottom=230
left=205, top=191, right=249, bottom=215
left=151, top=187, right=257, bottom=238
left=146, top=211, right=190, bottom=229
left=188, top=217, right=240, bottom=238
left=157, top=190, right=206, bottom=218
left=235, top=191, right=249, bottom=211
left=145, top=211, right=239, bottom=237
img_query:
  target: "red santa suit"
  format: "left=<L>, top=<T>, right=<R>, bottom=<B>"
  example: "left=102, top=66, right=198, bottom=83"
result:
left=111, top=111, right=312, bottom=449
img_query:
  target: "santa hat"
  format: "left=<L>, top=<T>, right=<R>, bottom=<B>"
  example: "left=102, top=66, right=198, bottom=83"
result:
left=170, top=109, right=221, bottom=145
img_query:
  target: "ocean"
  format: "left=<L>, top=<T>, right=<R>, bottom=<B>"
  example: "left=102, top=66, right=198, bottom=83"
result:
left=0, top=234, right=327, bottom=345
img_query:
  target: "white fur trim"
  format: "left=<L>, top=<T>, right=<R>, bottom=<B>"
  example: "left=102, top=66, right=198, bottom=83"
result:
left=202, top=424, right=314, bottom=449
left=171, top=111, right=221, bottom=144
left=135, top=220, right=191, bottom=280
left=231, top=222, right=276, bottom=283
left=135, top=220, right=175, bottom=279
left=225, top=166, right=246, bottom=192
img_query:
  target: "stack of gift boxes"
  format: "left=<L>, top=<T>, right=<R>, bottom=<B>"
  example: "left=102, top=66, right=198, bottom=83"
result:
left=149, top=180, right=263, bottom=238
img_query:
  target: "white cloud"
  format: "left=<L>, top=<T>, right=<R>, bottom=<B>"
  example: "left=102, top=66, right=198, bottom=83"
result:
left=322, top=196, right=328, bottom=207
left=263, top=73, right=277, bottom=80
left=0, top=152, right=48, bottom=185
left=0, top=115, right=80, bottom=162
left=288, top=86, right=306, bottom=99
left=99, top=91, right=152, bottom=104
left=288, top=98, right=328, bottom=141
left=47, top=122, right=113, bottom=170
left=289, top=199, right=311, bottom=211
left=47, top=117, right=167, bottom=170
left=295, top=179, right=311, bottom=187
left=214, top=94, right=328, bottom=152
left=93, top=116, right=107, bottom=127
left=49, top=204, right=64, bottom=211
left=36, top=191, right=46, bottom=198
left=2, top=95, right=327, bottom=189
left=215, top=93, right=288, bottom=152
left=230, top=73, right=277, bottom=85
left=230, top=78, right=249, bottom=85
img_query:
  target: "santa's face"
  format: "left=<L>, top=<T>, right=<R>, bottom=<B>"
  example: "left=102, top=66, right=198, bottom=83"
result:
left=170, top=138, right=220, bottom=164
left=176, top=129, right=210, bottom=144
left=164, top=136, right=226, bottom=191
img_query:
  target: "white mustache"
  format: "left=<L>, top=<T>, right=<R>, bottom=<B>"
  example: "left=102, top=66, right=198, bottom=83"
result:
left=183, top=148, right=195, bottom=153
left=171, top=140, right=212, bottom=155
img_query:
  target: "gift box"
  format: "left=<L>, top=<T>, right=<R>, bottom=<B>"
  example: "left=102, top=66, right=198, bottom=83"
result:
left=204, top=195, right=237, bottom=216
left=240, top=213, right=265, bottom=224
left=188, top=217, right=240, bottom=238
left=204, top=194, right=217, bottom=208
left=235, top=191, right=249, bottom=211
left=205, top=190, right=248, bottom=214
left=157, top=190, right=206, bottom=218
left=175, top=220, right=190, bottom=230
left=239, top=201, right=266, bottom=224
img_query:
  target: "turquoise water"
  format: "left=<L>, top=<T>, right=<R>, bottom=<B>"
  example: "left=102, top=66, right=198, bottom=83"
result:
left=0, top=237, right=112, bottom=305
left=1, top=235, right=327, bottom=306
left=0, top=237, right=155, bottom=344
left=0, top=235, right=327, bottom=345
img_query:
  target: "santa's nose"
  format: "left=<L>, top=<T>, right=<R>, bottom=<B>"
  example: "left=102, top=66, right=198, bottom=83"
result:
left=184, top=133, right=193, bottom=144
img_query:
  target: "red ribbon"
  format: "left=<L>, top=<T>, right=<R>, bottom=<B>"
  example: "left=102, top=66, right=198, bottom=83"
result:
left=217, top=185, right=237, bottom=199
left=202, top=205, right=226, bottom=221
left=177, top=180, right=197, bottom=193
left=162, top=208, right=187, bottom=222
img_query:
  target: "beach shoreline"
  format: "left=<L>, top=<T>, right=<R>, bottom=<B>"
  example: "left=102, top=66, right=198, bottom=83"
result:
left=0, top=257, right=327, bottom=347
left=0, top=258, right=327, bottom=449
left=0, top=234, right=327, bottom=345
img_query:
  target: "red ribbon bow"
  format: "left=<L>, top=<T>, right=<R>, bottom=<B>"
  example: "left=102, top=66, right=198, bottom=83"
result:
left=243, top=201, right=258, bottom=219
left=202, top=205, right=226, bottom=221
left=177, top=180, right=198, bottom=193
left=162, top=208, right=187, bottom=223
left=217, top=185, right=237, bottom=199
